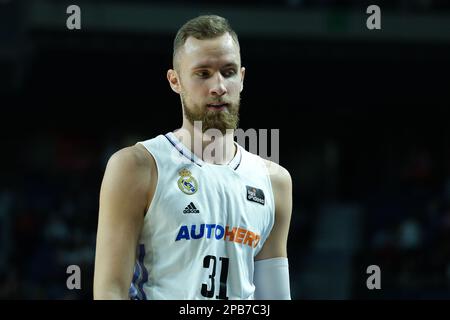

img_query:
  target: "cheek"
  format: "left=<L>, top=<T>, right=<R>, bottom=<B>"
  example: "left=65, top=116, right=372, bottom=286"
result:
left=227, top=80, right=242, bottom=94
left=183, top=82, right=207, bottom=104
left=185, top=79, right=208, bottom=94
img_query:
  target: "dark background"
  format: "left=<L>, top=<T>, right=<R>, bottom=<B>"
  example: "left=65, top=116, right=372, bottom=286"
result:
left=1, top=0, right=450, bottom=299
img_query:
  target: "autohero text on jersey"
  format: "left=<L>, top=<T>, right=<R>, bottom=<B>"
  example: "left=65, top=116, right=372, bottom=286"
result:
left=175, top=224, right=261, bottom=248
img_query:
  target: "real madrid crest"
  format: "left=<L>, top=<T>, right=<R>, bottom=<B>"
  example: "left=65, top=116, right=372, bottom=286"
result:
left=177, top=168, right=198, bottom=195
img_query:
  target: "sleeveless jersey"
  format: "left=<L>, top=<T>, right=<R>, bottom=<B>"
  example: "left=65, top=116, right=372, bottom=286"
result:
left=129, top=132, right=275, bottom=300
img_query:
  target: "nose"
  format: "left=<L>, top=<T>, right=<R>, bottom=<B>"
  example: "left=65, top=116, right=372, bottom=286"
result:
left=209, top=72, right=227, bottom=97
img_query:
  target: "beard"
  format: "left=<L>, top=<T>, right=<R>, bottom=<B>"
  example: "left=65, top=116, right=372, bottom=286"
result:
left=182, top=94, right=240, bottom=134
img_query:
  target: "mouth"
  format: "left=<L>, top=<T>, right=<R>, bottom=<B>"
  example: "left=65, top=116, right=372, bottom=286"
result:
left=207, top=103, right=229, bottom=111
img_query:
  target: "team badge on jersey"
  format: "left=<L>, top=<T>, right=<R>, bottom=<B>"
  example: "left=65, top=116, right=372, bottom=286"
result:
left=177, top=168, right=198, bottom=195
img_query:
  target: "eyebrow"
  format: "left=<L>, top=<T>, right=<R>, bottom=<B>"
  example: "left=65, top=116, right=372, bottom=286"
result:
left=192, top=62, right=238, bottom=70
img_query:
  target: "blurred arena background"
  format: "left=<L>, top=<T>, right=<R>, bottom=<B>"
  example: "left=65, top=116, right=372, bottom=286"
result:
left=1, top=0, right=450, bottom=299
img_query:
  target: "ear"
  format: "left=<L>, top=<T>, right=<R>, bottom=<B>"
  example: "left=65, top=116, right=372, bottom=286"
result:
left=240, top=67, right=246, bottom=92
left=167, top=69, right=181, bottom=94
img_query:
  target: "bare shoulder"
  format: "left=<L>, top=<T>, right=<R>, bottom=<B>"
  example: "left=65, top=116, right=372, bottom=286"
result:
left=261, top=158, right=292, bottom=191
left=101, top=143, right=156, bottom=214
left=107, top=144, right=154, bottom=171
left=103, top=144, right=156, bottom=196
left=105, top=144, right=157, bottom=185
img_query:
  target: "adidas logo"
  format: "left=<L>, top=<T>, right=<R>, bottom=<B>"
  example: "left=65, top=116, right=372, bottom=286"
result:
left=183, top=202, right=199, bottom=214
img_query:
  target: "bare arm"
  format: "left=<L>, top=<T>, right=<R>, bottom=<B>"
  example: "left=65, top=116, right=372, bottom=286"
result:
left=255, top=161, right=293, bottom=260
left=93, top=145, right=153, bottom=299
left=253, top=161, right=293, bottom=299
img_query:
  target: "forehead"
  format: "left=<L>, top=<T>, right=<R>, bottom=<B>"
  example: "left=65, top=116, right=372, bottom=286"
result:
left=180, top=33, right=240, bottom=68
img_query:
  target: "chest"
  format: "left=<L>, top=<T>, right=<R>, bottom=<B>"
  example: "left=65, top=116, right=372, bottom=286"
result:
left=152, top=165, right=272, bottom=237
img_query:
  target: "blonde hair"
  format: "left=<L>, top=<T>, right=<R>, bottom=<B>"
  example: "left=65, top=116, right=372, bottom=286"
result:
left=173, top=15, right=239, bottom=69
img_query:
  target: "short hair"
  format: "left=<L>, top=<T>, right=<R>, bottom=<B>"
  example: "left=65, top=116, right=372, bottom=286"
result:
left=173, top=15, right=240, bottom=69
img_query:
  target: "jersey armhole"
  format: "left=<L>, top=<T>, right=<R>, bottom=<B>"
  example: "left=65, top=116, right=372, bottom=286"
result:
left=254, top=157, right=277, bottom=256
left=136, top=142, right=161, bottom=222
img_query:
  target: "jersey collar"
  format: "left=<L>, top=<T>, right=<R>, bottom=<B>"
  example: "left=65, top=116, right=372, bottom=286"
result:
left=164, top=132, right=242, bottom=170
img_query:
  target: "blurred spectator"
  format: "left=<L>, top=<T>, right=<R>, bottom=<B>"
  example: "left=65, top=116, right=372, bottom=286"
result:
left=397, top=217, right=423, bottom=251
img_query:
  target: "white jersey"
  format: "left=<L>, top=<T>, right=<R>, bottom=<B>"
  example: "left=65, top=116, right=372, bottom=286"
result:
left=129, top=132, right=275, bottom=300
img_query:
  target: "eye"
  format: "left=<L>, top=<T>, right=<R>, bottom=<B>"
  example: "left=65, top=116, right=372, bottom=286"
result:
left=222, top=69, right=237, bottom=77
left=194, top=70, right=210, bottom=78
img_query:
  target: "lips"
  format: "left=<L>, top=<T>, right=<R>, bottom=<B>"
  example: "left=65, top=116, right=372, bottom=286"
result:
left=207, top=103, right=228, bottom=110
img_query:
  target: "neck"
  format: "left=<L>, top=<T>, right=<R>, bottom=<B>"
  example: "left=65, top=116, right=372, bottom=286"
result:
left=173, top=119, right=236, bottom=165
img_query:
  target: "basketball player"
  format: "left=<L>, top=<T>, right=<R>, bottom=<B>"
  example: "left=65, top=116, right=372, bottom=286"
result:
left=93, top=15, right=292, bottom=300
